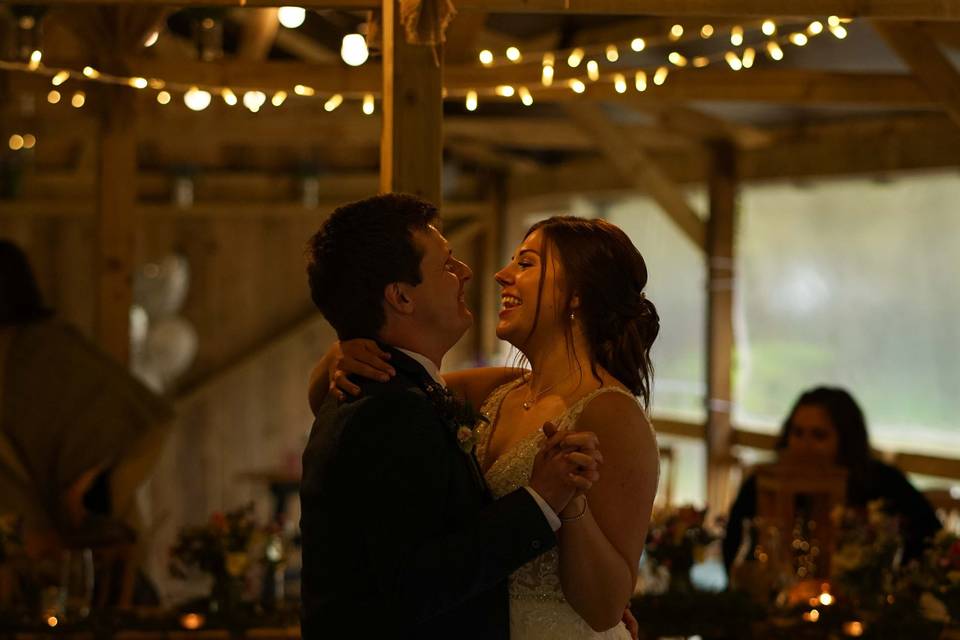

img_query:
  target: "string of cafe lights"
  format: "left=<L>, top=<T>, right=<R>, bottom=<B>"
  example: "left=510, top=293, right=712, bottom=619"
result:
left=4, top=14, right=853, bottom=151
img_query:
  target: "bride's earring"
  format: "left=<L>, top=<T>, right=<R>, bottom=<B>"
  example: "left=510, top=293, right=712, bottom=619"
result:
left=570, top=312, right=575, bottom=321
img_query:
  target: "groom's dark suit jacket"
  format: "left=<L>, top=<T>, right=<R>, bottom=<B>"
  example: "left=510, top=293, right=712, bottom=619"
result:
left=300, top=346, right=556, bottom=640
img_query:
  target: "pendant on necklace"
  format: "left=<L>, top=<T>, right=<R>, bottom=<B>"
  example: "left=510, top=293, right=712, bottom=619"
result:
left=522, top=400, right=532, bottom=410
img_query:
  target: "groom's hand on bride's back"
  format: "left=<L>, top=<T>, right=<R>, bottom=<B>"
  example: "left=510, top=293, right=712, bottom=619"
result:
left=328, top=339, right=396, bottom=400
left=529, top=422, right=603, bottom=515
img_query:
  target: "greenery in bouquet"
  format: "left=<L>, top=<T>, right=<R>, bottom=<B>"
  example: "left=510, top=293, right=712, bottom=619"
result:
left=0, top=514, right=22, bottom=564
left=830, top=500, right=903, bottom=606
left=896, top=530, right=960, bottom=624
left=169, top=503, right=262, bottom=582
left=645, top=506, right=718, bottom=584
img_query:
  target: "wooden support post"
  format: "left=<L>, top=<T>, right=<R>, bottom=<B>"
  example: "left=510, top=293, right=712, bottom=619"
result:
left=95, top=85, right=137, bottom=363
left=380, top=0, right=443, bottom=205
left=705, top=141, right=737, bottom=516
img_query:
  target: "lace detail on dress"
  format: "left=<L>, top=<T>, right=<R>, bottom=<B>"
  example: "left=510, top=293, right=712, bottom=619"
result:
left=475, top=382, right=636, bottom=639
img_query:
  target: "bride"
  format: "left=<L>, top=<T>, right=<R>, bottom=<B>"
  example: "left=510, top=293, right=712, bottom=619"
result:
left=312, top=216, right=660, bottom=638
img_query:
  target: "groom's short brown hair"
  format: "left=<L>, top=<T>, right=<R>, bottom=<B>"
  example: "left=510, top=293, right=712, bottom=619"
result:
left=306, top=193, right=438, bottom=340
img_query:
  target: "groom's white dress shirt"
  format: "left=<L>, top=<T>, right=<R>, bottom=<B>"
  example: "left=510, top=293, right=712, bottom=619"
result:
left=397, top=348, right=562, bottom=532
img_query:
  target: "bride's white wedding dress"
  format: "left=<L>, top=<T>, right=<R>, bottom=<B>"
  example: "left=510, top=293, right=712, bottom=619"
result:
left=476, top=380, right=635, bottom=640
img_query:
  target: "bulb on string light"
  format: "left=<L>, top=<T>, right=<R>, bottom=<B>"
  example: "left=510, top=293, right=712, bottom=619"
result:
left=742, top=47, right=756, bottom=68
left=567, top=48, right=584, bottom=68
left=144, top=31, right=159, bottom=47
left=362, top=93, right=375, bottom=114
left=495, top=85, right=515, bottom=97
left=184, top=87, right=211, bottom=111
left=221, top=88, right=237, bottom=105
left=630, top=38, right=646, bottom=52
left=635, top=70, right=647, bottom=91
left=272, top=91, right=287, bottom=107
left=724, top=51, right=743, bottom=71
left=808, top=21, right=824, bottom=35
left=828, top=16, right=842, bottom=27
left=465, top=90, right=478, bottom=112
left=243, top=91, right=267, bottom=112
left=766, top=41, right=784, bottom=60
left=568, top=79, right=586, bottom=94
left=294, top=84, right=315, bottom=96
left=701, top=24, right=714, bottom=38
left=323, top=94, right=343, bottom=112
left=668, top=52, right=688, bottom=67
left=23, top=134, right=36, bottom=150
left=518, top=86, right=533, bottom=106
left=506, top=46, right=521, bottom=62
left=51, top=71, right=69, bottom=86
left=479, top=50, right=494, bottom=66
left=157, top=91, right=171, bottom=105
left=605, top=45, right=619, bottom=62
left=149, top=79, right=165, bottom=90
left=128, top=77, right=149, bottom=89
left=789, top=32, right=809, bottom=46
left=653, top=66, right=668, bottom=85
left=28, top=50, right=42, bottom=70
left=71, top=91, right=86, bottom=108
left=541, top=64, right=554, bottom=86
left=692, top=56, right=710, bottom=68
left=730, top=26, right=744, bottom=46
left=829, top=24, right=848, bottom=39
left=341, top=34, right=369, bottom=66
left=670, top=24, right=684, bottom=40
left=278, top=7, right=306, bottom=29
left=586, top=60, right=600, bottom=81
left=613, top=73, right=627, bottom=94
left=47, top=90, right=61, bottom=104
left=8, top=135, right=24, bottom=151
left=83, top=66, right=100, bottom=79
left=762, top=20, right=777, bottom=36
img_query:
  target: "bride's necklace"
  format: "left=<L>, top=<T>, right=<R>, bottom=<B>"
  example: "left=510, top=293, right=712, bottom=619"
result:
left=521, top=373, right=573, bottom=410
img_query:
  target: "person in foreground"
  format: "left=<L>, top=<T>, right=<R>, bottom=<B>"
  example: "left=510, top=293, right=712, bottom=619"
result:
left=300, top=195, right=605, bottom=640
left=722, top=386, right=942, bottom=571
left=312, top=214, right=661, bottom=638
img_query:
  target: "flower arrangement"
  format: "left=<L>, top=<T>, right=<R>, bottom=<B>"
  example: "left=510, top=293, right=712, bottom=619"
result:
left=645, top=506, right=718, bottom=591
left=898, top=530, right=960, bottom=624
left=830, top=500, right=903, bottom=606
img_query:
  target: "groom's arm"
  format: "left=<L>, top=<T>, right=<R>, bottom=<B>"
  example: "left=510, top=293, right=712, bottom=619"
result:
left=339, top=390, right=556, bottom=625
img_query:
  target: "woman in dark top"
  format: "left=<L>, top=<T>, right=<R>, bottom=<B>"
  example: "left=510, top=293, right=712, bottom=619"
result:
left=722, top=386, right=942, bottom=572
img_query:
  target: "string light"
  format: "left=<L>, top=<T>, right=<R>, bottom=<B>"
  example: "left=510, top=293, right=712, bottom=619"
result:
left=294, top=84, right=315, bottom=96
left=724, top=51, right=743, bottom=71
left=767, top=41, right=784, bottom=60
left=808, top=21, right=824, bottom=35
left=635, top=70, right=647, bottom=91
left=47, top=90, right=61, bottom=104
left=742, top=47, right=756, bottom=68
left=362, top=93, right=375, bottom=114
left=82, top=66, right=100, bottom=79
left=668, top=52, right=688, bottom=67
left=505, top=46, right=522, bottom=62
left=221, top=88, right=237, bottom=105
left=28, top=50, right=42, bottom=71
left=586, top=60, right=600, bottom=81
left=323, top=93, right=343, bottom=112
left=340, top=34, right=369, bottom=66
left=144, top=31, right=159, bottom=47
left=700, top=24, right=714, bottom=38
left=605, top=45, right=619, bottom=62
left=479, top=50, right=493, bottom=66
left=184, top=87, right=211, bottom=111
left=762, top=20, right=777, bottom=36
left=567, top=48, right=584, bottom=68
left=828, top=15, right=842, bottom=27
left=829, top=24, right=848, bottom=39
left=465, top=90, right=478, bottom=111
left=541, top=63, right=554, bottom=86
left=613, top=73, right=627, bottom=93
left=568, top=79, right=586, bottom=94
left=653, top=66, right=668, bottom=86
left=149, top=79, right=165, bottom=90
left=670, top=24, right=684, bottom=40
left=128, top=77, right=148, bottom=89
left=243, top=91, right=267, bottom=112
left=51, top=71, right=69, bottom=86
left=518, top=86, right=533, bottom=106
left=630, top=38, right=646, bottom=52
left=71, top=91, right=86, bottom=108
left=272, top=91, right=287, bottom=107
left=157, top=90, right=171, bottom=105
left=23, top=134, right=36, bottom=150
left=692, top=56, right=710, bottom=68
left=790, top=32, right=809, bottom=46
left=495, top=84, right=515, bottom=97
left=730, top=25, right=744, bottom=46
left=8, top=135, right=24, bottom=151
left=278, top=7, right=306, bottom=29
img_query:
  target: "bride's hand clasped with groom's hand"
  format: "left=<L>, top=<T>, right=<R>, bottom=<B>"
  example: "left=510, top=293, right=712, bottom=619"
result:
left=530, top=421, right=603, bottom=517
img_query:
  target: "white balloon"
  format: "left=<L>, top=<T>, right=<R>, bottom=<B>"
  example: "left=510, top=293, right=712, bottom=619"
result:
left=134, top=254, right=191, bottom=318
left=143, top=316, right=198, bottom=382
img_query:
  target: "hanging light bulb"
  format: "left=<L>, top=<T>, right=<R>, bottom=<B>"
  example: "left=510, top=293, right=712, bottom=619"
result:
left=47, top=90, right=61, bottom=104
left=149, top=79, right=165, bottom=90
left=506, top=46, right=522, bottom=62
left=22, top=134, right=36, bottom=150
left=724, top=51, right=743, bottom=71
left=568, top=79, right=586, bottom=94
left=766, top=41, right=784, bottom=60
left=495, top=85, right=515, bottom=97
left=790, top=32, right=809, bottom=46
left=244, top=91, right=267, bottom=112
left=28, top=49, right=42, bottom=70
left=700, top=24, right=714, bottom=38
left=762, top=20, right=777, bottom=36
left=144, top=31, right=160, bottom=47
left=127, top=77, right=148, bottom=89
left=670, top=24, right=684, bottom=40
left=465, top=90, right=478, bottom=112
left=829, top=24, right=848, bottom=39
left=82, top=66, right=100, bottom=79
left=157, top=91, right=171, bottom=105
left=71, top=91, right=86, bottom=108
left=221, top=88, right=238, bottom=105
left=541, top=63, right=554, bottom=86
left=272, top=91, right=288, bottom=107
left=362, top=93, right=375, bottom=114
left=479, top=49, right=494, bottom=66
left=184, top=87, right=212, bottom=111
left=668, top=52, right=688, bottom=67
left=613, top=73, right=627, bottom=94
left=808, top=21, right=824, bottom=35
left=278, top=7, right=306, bottom=29
left=630, top=37, right=646, bottom=52
left=730, top=25, right=744, bottom=46
left=567, top=48, right=584, bottom=67
left=653, top=66, right=669, bottom=85
left=8, top=135, right=24, bottom=151
left=51, top=71, right=69, bottom=86
left=586, top=60, right=600, bottom=81
left=605, top=45, right=619, bottom=62
left=692, top=56, right=710, bottom=68
left=518, top=86, right=533, bottom=106
left=742, top=47, right=756, bottom=68
left=294, top=84, right=315, bottom=96
left=340, top=34, right=369, bottom=66
left=635, top=70, right=647, bottom=91
left=324, top=94, right=343, bottom=112
left=828, top=16, right=842, bottom=27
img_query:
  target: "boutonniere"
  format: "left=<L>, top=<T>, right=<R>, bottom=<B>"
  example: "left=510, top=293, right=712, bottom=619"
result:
left=423, top=382, right=489, bottom=455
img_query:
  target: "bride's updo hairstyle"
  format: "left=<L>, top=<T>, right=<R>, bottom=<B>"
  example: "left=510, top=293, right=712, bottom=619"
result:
left=524, top=216, right=659, bottom=407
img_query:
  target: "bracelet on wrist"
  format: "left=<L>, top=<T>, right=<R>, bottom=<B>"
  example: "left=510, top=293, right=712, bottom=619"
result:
left=560, top=496, right=588, bottom=522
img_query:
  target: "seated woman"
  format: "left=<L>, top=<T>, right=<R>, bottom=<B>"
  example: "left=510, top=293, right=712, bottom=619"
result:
left=722, top=386, right=941, bottom=572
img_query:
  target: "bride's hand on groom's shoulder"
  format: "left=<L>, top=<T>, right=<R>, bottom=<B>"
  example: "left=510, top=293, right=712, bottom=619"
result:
left=530, top=423, right=603, bottom=515
left=329, top=339, right=396, bottom=400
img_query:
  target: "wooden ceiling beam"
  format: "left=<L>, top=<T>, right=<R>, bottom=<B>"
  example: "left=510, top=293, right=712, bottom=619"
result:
left=236, top=8, right=280, bottom=60
left=26, top=0, right=960, bottom=20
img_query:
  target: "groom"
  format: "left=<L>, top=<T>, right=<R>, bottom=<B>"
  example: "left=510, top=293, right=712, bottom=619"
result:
left=301, top=194, right=600, bottom=639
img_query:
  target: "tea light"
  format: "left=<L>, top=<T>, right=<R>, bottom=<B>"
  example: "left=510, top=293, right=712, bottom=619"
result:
left=843, top=621, right=864, bottom=637
left=180, top=613, right=206, bottom=630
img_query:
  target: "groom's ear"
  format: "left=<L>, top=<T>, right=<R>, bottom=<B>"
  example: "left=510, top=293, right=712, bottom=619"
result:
left=383, top=282, right=415, bottom=315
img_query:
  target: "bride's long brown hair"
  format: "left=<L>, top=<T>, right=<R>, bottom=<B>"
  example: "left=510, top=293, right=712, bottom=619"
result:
left=521, top=216, right=659, bottom=408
